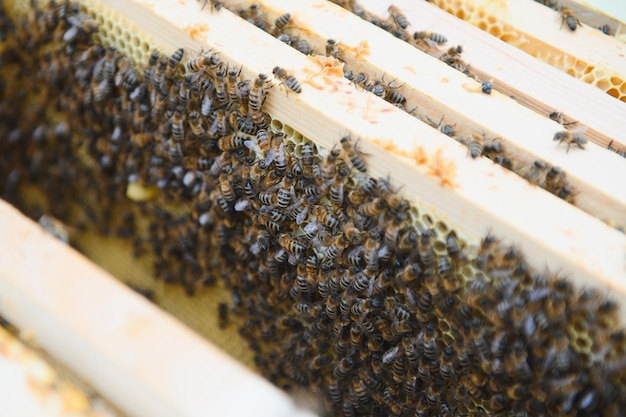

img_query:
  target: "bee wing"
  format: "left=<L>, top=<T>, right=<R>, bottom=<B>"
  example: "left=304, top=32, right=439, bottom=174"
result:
left=382, top=346, right=400, bottom=364
left=303, top=220, right=319, bottom=236
left=234, top=199, right=251, bottom=212
left=244, top=139, right=263, bottom=161
left=568, top=125, right=588, bottom=134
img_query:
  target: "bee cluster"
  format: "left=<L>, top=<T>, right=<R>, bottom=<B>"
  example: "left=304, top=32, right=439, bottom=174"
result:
left=1, top=2, right=626, bottom=417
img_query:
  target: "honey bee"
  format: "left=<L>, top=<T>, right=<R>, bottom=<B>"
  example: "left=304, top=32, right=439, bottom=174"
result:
left=168, top=47, right=184, bottom=70
left=440, top=45, right=463, bottom=67
left=217, top=302, right=229, bottom=328
left=187, top=51, right=221, bottom=73
left=553, top=129, right=587, bottom=152
left=313, top=205, right=340, bottom=229
left=396, top=263, right=421, bottom=288
left=339, top=135, right=367, bottom=173
left=481, top=80, right=492, bottom=95
left=413, top=31, right=447, bottom=45
left=272, top=66, right=302, bottom=94
left=182, top=156, right=211, bottom=171
left=226, top=65, right=242, bottom=102
left=329, top=164, right=350, bottom=206
left=468, top=132, right=485, bottom=158
left=325, top=39, right=342, bottom=60
left=274, top=12, right=291, bottom=32
left=599, top=24, right=610, bottom=35
left=218, top=133, right=246, bottom=151
left=171, top=108, right=184, bottom=143
left=418, top=229, right=436, bottom=267
left=560, top=7, right=582, bottom=31
left=388, top=5, right=409, bottom=29
left=549, top=110, right=577, bottom=126
left=249, top=73, right=269, bottom=123
left=132, top=132, right=154, bottom=148
left=359, top=197, right=386, bottom=217
left=277, top=172, right=295, bottom=208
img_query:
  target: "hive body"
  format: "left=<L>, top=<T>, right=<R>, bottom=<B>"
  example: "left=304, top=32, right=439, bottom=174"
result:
left=1, top=1, right=626, bottom=417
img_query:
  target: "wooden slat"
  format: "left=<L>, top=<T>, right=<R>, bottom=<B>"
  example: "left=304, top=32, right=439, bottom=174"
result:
left=428, top=0, right=626, bottom=101
left=63, top=0, right=626, bottom=317
left=0, top=201, right=317, bottom=417
left=217, top=0, right=626, bottom=230
left=356, top=0, right=626, bottom=153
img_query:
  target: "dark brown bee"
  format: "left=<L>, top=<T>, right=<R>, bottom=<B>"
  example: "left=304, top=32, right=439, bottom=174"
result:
left=226, top=65, right=241, bottom=101
left=168, top=47, right=184, bottom=70
left=274, top=12, right=291, bottom=32
left=388, top=5, right=409, bottom=29
left=481, top=80, right=492, bottom=94
left=272, top=66, right=302, bottom=94
left=549, top=110, right=577, bottom=126
left=560, top=7, right=582, bottom=31
left=468, top=132, right=484, bottom=158
left=186, top=52, right=217, bottom=72
left=329, top=164, right=350, bottom=206
left=553, top=130, right=587, bottom=152
left=171, top=108, right=184, bottom=143
left=599, top=24, right=611, bottom=35
left=414, top=31, right=447, bottom=45
left=218, top=302, right=229, bottom=328
left=340, top=135, right=367, bottom=172
left=418, top=229, right=436, bottom=267
left=325, top=38, right=342, bottom=60
left=249, top=73, right=269, bottom=123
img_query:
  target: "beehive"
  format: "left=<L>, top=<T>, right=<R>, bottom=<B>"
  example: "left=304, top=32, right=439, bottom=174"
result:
left=1, top=0, right=626, bottom=416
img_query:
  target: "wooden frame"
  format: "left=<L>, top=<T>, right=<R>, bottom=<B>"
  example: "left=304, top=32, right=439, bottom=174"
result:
left=0, top=201, right=317, bottom=417
left=1, top=0, right=626, bottom=414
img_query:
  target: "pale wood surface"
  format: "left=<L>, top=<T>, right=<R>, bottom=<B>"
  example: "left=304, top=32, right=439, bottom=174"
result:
left=0, top=201, right=317, bottom=417
left=214, top=0, right=626, bottom=229
left=359, top=0, right=626, bottom=152
left=71, top=0, right=626, bottom=315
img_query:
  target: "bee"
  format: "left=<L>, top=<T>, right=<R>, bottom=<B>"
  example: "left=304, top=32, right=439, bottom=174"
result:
left=218, top=134, right=246, bottom=151
left=277, top=173, right=295, bottom=208
left=313, top=205, right=340, bottom=229
left=560, top=7, right=582, bottom=31
left=226, top=65, right=242, bottom=102
left=249, top=74, right=269, bottom=123
left=168, top=47, right=184, bottom=70
left=217, top=302, right=229, bottom=328
left=293, top=37, right=311, bottom=55
left=167, top=139, right=183, bottom=164
left=481, top=80, right=492, bottom=95
left=325, top=38, right=342, bottom=60
left=274, top=12, right=291, bottom=32
left=188, top=111, right=208, bottom=140
left=545, top=165, right=565, bottom=191
left=182, top=156, right=211, bottom=170
left=553, top=130, right=587, bottom=152
left=599, top=24, right=610, bottom=35
left=201, top=0, right=224, bottom=12
left=171, top=108, right=184, bottom=143
left=321, top=146, right=341, bottom=184
left=132, top=132, right=154, bottom=148
left=418, top=229, right=436, bottom=267
left=468, top=132, right=485, bottom=158
left=414, top=31, right=447, bottom=45
left=388, top=5, right=409, bottom=29
left=187, top=52, right=215, bottom=73
left=329, top=164, right=351, bottom=206
left=440, top=45, right=463, bottom=67
left=359, top=197, right=386, bottom=217
left=272, top=66, right=302, bottom=94
left=396, top=263, right=421, bottom=288
left=340, top=135, right=367, bottom=172
left=549, top=110, right=577, bottom=126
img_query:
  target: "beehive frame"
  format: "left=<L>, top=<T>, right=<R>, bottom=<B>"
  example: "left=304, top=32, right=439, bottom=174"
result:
left=1, top=0, right=626, bottom=416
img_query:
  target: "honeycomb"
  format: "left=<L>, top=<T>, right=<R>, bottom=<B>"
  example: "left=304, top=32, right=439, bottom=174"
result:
left=428, top=0, right=626, bottom=101
left=1, top=1, right=626, bottom=417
